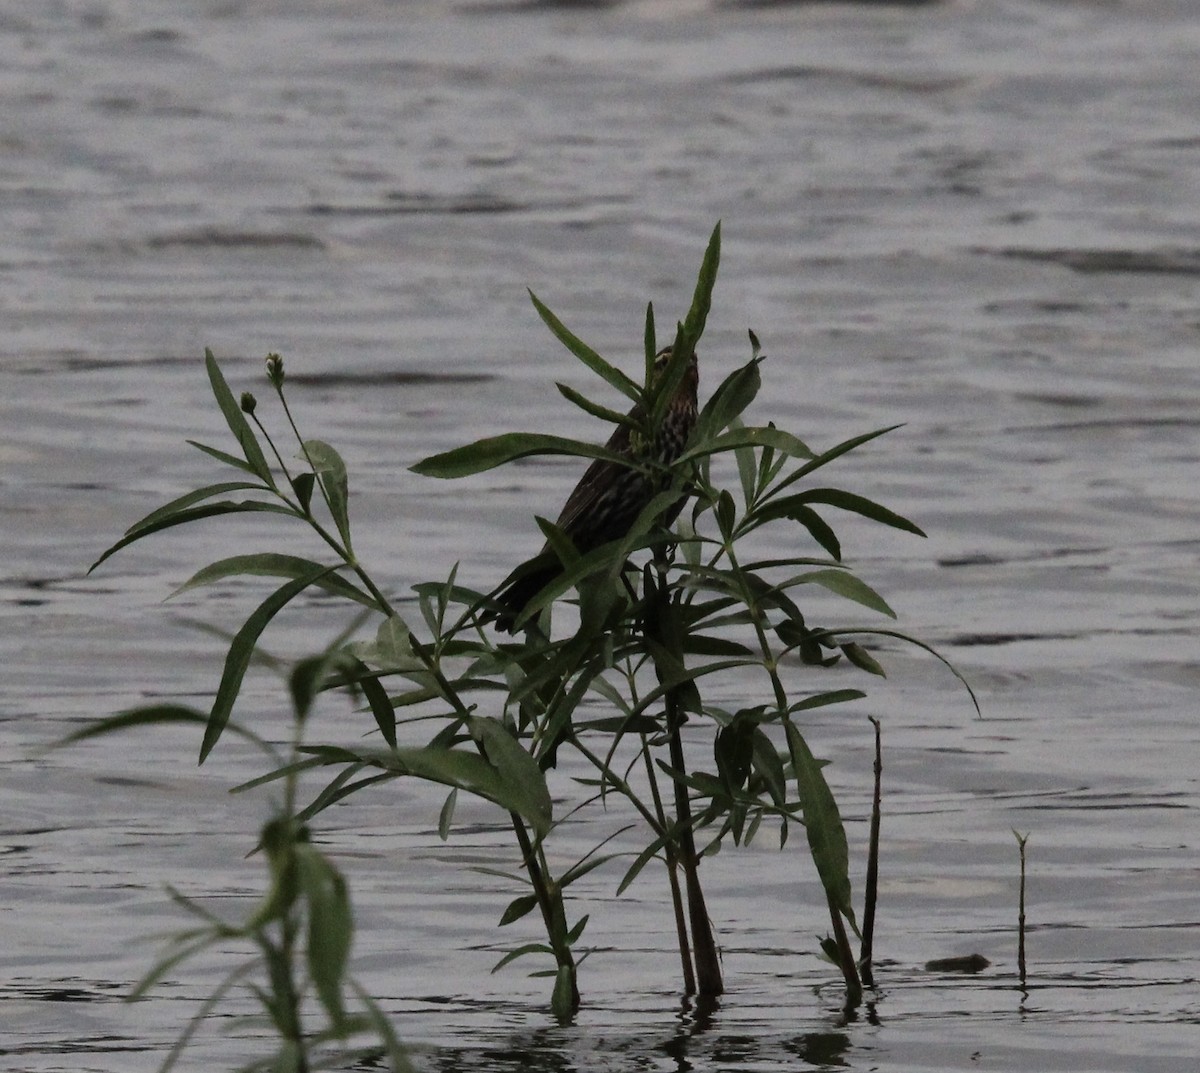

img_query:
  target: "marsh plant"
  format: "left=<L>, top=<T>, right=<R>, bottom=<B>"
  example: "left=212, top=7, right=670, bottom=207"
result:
left=79, top=224, right=971, bottom=1065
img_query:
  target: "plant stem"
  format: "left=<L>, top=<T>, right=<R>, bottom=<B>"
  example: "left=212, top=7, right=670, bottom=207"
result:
left=826, top=888, right=862, bottom=1008
left=666, top=717, right=723, bottom=995
left=641, top=737, right=695, bottom=994
left=510, top=812, right=579, bottom=1012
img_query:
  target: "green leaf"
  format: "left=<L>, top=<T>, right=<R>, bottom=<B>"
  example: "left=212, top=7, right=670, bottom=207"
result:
left=205, top=349, right=274, bottom=485
left=318, top=743, right=552, bottom=837
left=355, top=660, right=397, bottom=747
left=411, top=433, right=628, bottom=479
left=795, top=568, right=896, bottom=618
left=787, top=689, right=867, bottom=713
left=90, top=500, right=299, bottom=573
left=292, top=471, right=315, bottom=513
left=555, top=381, right=635, bottom=427
left=715, top=489, right=737, bottom=539
left=681, top=221, right=721, bottom=348
left=528, top=290, right=640, bottom=403
left=788, top=504, right=842, bottom=560
left=130, top=481, right=268, bottom=533
left=187, top=439, right=257, bottom=475
left=733, top=422, right=757, bottom=507
left=438, top=789, right=457, bottom=840
left=680, top=424, right=811, bottom=465
left=499, top=893, right=540, bottom=926
left=615, top=830, right=670, bottom=896
left=469, top=715, right=553, bottom=839
left=785, top=487, right=925, bottom=538
left=169, top=553, right=380, bottom=610
left=303, top=439, right=352, bottom=551
left=643, top=301, right=656, bottom=369
left=841, top=641, right=887, bottom=677
left=201, top=565, right=331, bottom=763
left=751, top=727, right=787, bottom=807
left=697, top=359, right=762, bottom=437
left=52, top=703, right=276, bottom=758
left=491, top=942, right=553, bottom=973
left=776, top=425, right=903, bottom=491
left=785, top=721, right=857, bottom=932
left=295, top=844, right=352, bottom=1028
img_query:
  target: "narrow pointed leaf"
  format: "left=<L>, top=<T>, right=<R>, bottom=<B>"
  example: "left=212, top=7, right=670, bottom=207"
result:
left=303, top=439, right=352, bottom=550
left=201, top=565, right=330, bottom=763
left=785, top=721, right=857, bottom=931
left=680, top=424, right=811, bottom=464
left=353, top=657, right=397, bottom=747
left=169, top=553, right=380, bottom=610
left=187, top=439, right=257, bottom=474
left=616, top=830, right=670, bottom=895
left=681, top=221, right=721, bottom=347
left=411, top=433, right=628, bottom=479
left=499, top=893, right=540, bottom=926
left=296, top=845, right=352, bottom=1027
left=555, top=381, right=634, bottom=427
left=790, top=487, right=925, bottom=537
left=841, top=641, right=887, bottom=677
left=796, top=568, right=896, bottom=618
left=131, top=482, right=267, bottom=533
left=90, top=500, right=299, bottom=573
left=697, top=358, right=762, bottom=437
left=438, top=788, right=457, bottom=840
left=644, top=301, right=656, bottom=369
left=528, top=290, right=640, bottom=402
left=491, top=942, right=553, bottom=973
left=787, top=689, right=867, bottom=713
left=53, top=703, right=275, bottom=757
left=205, top=349, right=274, bottom=485
left=776, top=425, right=903, bottom=490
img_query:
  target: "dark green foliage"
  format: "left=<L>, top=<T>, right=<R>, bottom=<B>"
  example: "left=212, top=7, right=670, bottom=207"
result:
left=75, top=223, right=973, bottom=1061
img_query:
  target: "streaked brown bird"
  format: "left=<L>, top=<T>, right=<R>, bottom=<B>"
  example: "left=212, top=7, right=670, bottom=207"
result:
left=494, top=347, right=699, bottom=631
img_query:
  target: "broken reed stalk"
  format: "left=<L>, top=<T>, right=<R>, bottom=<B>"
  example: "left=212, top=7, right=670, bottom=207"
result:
left=860, top=716, right=883, bottom=987
left=1014, top=829, right=1029, bottom=987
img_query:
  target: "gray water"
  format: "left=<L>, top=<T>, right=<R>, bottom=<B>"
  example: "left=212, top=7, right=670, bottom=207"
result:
left=3, top=0, right=1199, bottom=1069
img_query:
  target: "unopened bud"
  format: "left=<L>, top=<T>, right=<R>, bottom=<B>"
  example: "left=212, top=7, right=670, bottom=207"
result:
left=240, top=391, right=257, bottom=414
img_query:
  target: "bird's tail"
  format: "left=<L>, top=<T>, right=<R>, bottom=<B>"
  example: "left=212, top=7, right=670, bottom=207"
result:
left=490, top=555, right=560, bottom=633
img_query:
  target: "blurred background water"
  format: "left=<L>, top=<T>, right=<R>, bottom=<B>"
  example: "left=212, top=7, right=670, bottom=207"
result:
left=3, top=1, right=1199, bottom=1070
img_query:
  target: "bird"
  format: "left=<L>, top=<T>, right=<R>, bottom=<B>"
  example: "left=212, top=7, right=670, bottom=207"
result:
left=492, top=347, right=699, bottom=632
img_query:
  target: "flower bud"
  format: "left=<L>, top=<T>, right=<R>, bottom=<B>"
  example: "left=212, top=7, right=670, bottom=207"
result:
left=240, top=391, right=257, bottom=414
left=265, top=353, right=284, bottom=388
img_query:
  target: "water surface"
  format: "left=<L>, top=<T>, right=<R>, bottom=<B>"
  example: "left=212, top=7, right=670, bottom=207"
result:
left=3, top=1, right=1199, bottom=1070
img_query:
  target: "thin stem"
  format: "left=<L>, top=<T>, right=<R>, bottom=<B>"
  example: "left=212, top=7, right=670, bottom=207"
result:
left=250, top=410, right=298, bottom=491
left=666, top=718, right=722, bottom=995
left=639, top=735, right=695, bottom=993
left=860, top=716, right=882, bottom=987
left=1015, top=830, right=1029, bottom=988
left=826, top=888, right=862, bottom=1009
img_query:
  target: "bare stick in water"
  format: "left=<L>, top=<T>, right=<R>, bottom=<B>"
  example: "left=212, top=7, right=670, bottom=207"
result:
left=860, top=716, right=883, bottom=987
left=1013, top=829, right=1030, bottom=987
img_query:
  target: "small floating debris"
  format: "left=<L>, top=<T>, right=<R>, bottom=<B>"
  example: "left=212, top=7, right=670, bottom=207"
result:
left=924, top=953, right=990, bottom=973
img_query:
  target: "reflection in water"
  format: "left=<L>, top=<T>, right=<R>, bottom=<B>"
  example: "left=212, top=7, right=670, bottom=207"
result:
left=788, top=1029, right=852, bottom=1068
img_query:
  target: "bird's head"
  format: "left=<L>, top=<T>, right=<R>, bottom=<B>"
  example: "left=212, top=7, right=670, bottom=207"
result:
left=651, top=346, right=699, bottom=399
